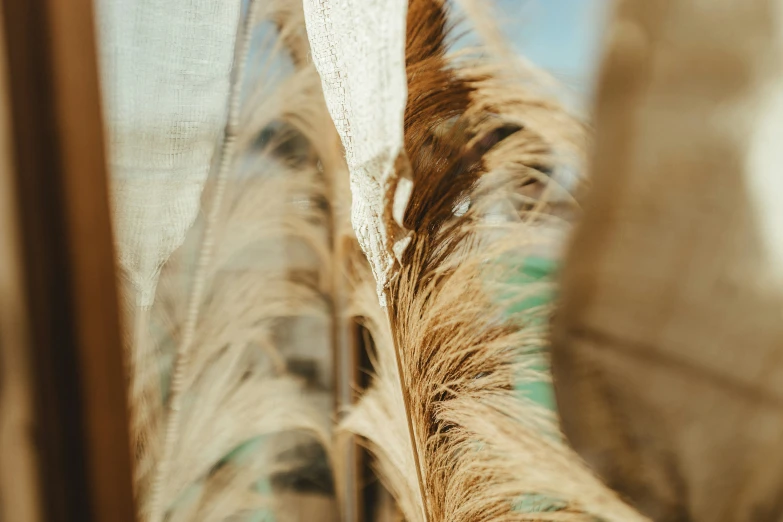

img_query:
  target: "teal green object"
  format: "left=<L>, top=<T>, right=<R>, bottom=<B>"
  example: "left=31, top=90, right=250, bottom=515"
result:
left=505, top=255, right=557, bottom=412
left=513, top=493, right=568, bottom=512
left=501, top=255, right=570, bottom=514
left=221, top=437, right=276, bottom=522
left=506, top=255, right=557, bottom=316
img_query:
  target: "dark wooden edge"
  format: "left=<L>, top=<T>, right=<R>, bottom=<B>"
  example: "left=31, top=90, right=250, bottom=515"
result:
left=329, top=233, right=361, bottom=522
left=0, top=0, right=137, bottom=520
left=0, top=7, right=43, bottom=521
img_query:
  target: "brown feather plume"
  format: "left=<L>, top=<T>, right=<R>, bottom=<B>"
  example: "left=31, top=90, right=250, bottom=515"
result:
left=342, top=0, right=647, bottom=521
left=402, top=0, right=478, bottom=238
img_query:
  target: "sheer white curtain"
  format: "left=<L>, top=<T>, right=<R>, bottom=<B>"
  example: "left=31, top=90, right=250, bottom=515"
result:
left=95, top=0, right=242, bottom=308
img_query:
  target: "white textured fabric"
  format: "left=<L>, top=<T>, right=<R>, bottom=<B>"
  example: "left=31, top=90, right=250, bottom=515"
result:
left=96, top=0, right=242, bottom=306
left=303, top=0, right=409, bottom=304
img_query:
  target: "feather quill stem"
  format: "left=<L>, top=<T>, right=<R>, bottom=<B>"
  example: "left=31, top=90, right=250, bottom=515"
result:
left=384, top=295, right=432, bottom=522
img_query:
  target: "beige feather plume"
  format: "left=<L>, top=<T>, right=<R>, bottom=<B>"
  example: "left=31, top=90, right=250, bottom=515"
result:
left=125, top=1, right=342, bottom=520
left=339, top=1, right=647, bottom=521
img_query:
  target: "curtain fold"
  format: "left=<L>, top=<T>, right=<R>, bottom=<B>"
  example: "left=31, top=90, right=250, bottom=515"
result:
left=303, top=0, right=409, bottom=304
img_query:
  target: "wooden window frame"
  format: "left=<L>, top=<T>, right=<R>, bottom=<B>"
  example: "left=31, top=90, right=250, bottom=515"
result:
left=0, top=0, right=137, bottom=520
